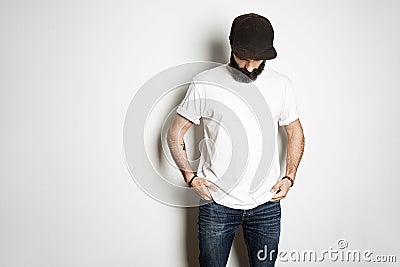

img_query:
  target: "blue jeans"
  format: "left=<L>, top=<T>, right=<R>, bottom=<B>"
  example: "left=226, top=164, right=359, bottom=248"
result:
left=198, top=200, right=281, bottom=267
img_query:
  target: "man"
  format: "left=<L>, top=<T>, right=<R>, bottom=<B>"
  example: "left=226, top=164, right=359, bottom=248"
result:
left=167, top=13, right=305, bottom=267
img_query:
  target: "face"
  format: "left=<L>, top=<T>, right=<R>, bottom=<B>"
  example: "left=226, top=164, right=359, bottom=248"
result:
left=233, top=53, right=264, bottom=72
left=229, top=52, right=266, bottom=81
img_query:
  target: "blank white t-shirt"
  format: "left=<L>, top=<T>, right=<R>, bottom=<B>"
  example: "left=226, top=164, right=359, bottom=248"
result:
left=177, top=64, right=299, bottom=209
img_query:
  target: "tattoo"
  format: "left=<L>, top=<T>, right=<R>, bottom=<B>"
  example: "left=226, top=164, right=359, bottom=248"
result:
left=181, top=142, right=186, bottom=151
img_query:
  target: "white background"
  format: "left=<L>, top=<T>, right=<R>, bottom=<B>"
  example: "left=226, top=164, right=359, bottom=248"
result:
left=1, top=0, right=399, bottom=266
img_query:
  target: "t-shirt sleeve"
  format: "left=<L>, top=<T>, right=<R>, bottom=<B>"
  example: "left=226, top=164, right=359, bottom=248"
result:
left=176, top=81, right=205, bottom=125
left=278, top=79, right=300, bottom=126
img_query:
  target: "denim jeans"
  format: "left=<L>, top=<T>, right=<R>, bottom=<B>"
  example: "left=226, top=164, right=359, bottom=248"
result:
left=198, top=200, right=281, bottom=267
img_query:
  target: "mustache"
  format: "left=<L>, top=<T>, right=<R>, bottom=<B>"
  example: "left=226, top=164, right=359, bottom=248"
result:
left=236, top=66, right=263, bottom=80
left=229, top=52, right=265, bottom=81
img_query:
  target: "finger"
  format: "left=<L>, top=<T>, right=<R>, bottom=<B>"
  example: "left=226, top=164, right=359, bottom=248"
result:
left=271, top=190, right=286, bottom=200
left=199, top=193, right=211, bottom=200
left=271, top=195, right=284, bottom=201
left=204, top=181, right=219, bottom=192
left=272, top=190, right=287, bottom=200
left=195, top=187, right=212, bottom=200
left=201, top=187, right=213, bottom=199
left=270, top=181, right=282, bottom=193
left=203, top=194, right=212, bottom=200
left=200, top=190, right=212, bottom=200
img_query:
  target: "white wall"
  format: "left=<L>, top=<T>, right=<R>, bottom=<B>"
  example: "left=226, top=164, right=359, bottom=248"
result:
left=1, top=0, right=399, bottom=266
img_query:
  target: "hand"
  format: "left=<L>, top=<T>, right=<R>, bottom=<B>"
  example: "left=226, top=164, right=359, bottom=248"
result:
left=189, top=177, right=218, bottom=200
left=270, top=179, right=292, bottom=201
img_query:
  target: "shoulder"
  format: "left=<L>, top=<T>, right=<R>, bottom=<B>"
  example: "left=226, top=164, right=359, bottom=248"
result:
left=192, top=64, right=230, bottom=81
left=263, top=66, right=292, bottom=86
left=189, top=64, right=232, bottom=94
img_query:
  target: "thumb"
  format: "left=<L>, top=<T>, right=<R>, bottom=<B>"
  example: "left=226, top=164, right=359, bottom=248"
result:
left=270, top=181, right=281, bottom=193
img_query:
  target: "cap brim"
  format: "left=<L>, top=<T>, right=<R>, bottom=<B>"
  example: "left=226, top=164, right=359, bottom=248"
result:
left=232, top=47, right=277, bottom=60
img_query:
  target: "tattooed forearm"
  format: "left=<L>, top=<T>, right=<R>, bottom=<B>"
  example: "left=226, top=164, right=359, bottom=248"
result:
left=167, top=116, right=194, bottom=183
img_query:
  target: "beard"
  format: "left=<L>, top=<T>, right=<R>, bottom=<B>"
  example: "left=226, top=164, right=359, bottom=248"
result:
left=229, top=52, right=266, bottom=82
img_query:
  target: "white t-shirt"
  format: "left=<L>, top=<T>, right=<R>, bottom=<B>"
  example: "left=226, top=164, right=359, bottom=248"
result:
left=176, top=64, right=299, bottom=209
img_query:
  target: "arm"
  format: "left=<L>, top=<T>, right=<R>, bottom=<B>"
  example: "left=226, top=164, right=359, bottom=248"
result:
left=167, top=114, right=217, bottom=200
left=271, top=118, right=305, bottom=200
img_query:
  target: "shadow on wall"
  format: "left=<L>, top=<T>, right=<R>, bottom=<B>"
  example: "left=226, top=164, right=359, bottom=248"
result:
left=209, top=38, right=229, bottom=64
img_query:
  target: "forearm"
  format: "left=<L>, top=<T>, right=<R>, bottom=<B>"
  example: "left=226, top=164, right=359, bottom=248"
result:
left=167, top=126, right=195, bottom=183
left=285, top=124, right=305, bottom=181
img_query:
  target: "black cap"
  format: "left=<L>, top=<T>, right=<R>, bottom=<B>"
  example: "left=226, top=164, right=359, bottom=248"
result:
left=229, top=13, right=277, bottom=60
